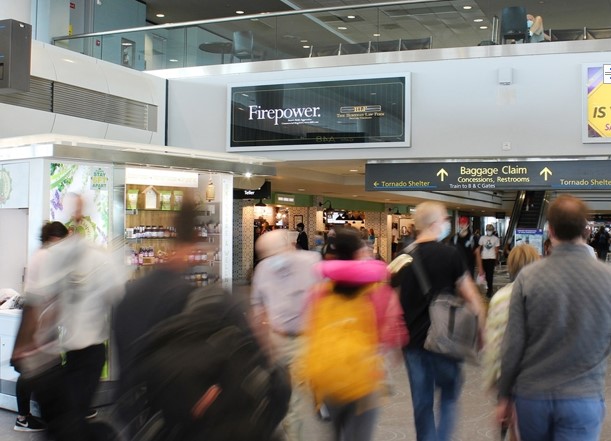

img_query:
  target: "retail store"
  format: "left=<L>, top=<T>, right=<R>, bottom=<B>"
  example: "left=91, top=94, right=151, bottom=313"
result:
left=0, top=135, right=274, bottom=411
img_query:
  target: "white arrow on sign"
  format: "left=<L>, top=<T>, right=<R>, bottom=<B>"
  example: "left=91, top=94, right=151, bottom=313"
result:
left=540, top=167, right=552, bottom=181
left=437, top=168, right=448, bottom=182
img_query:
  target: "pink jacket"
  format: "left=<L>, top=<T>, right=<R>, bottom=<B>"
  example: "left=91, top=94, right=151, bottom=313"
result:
left=313, top=259, right=409, bottom=348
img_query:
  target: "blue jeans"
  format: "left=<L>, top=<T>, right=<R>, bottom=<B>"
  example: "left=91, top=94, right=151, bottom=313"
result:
left=404, top=348, right=463, bottom=441
left=325, top=394, right=379, bottom=441
left=515, top=396, right=606, bottom=441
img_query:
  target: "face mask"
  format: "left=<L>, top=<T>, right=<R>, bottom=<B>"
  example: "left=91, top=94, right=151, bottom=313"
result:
left=486, top=230, right=493, bottom=236
left=527, top=20, right=533, bottom=28
left=437, top=221, right=451, bottom=242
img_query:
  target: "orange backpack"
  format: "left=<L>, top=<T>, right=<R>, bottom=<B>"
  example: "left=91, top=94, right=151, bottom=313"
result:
left=299, top=282, right=383, bottom=404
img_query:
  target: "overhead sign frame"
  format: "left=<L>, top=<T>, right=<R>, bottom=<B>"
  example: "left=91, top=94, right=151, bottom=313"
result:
left=366, top=160, right=611, bottom=191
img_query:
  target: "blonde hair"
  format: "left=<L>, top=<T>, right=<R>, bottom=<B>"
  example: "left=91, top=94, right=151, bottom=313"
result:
left=413, top=201, right=446, bottom=231
left=507, top=244, right=540, bottom=279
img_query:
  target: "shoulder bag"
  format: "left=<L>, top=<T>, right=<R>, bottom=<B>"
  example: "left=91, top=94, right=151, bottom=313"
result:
left=409, top=245, right=479, bottom=364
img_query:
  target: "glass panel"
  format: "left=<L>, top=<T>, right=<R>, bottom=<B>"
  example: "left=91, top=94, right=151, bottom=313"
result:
left=51, top=0, right=611, bottom=72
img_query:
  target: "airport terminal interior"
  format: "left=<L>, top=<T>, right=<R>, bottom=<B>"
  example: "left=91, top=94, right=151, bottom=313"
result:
left=1, top=0, right=611, bottom=439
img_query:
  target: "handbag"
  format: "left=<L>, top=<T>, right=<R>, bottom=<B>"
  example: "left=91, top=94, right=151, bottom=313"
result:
left=409, top=245, right=480, bottom=364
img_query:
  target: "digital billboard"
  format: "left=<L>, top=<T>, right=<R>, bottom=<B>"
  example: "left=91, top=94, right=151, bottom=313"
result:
left=228, top=75, right=410, bottom=151
left=583, top=63, right=611, bottom=143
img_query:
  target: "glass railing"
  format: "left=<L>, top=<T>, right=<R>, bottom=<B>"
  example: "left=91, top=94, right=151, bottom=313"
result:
left=52, top=0, right=610, bottom=72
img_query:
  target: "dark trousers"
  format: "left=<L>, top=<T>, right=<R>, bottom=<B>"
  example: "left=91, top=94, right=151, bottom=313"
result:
left=482, top=259, right=496, bottom=297
left=29, top=344, right=106, bottom=441
left=65, top=344, right=106, bottom=420
left=29, top=361, right=83, bottom=441
left=16, top=375, right=33, bottom=416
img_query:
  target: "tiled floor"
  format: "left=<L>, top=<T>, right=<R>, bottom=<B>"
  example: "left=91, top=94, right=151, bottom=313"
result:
left=1, top=360, right=610, bottom=441
left=1, top=266, right=610, bottom=440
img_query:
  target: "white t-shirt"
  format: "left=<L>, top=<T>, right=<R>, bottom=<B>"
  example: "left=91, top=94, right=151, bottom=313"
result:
left=28, top=236, right=126, bottom=351
left=479, top=234, right=500, bottom=260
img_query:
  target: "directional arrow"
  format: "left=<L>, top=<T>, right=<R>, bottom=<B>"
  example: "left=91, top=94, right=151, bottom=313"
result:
left=540, top=167, right=553, bottom=181
left=373, top=181, right=380, bottom=187
left=437, top=168, right=448, bottom=182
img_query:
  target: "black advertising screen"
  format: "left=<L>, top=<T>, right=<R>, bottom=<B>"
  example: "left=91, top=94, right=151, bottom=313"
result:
left=228, top=76, right=409, bottom=151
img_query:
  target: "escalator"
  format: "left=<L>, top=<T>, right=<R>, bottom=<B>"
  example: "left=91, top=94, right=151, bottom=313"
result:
left=503, top=190, right=549, bottom=250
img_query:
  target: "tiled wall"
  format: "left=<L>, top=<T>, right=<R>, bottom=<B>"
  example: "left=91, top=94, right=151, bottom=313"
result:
left=232, top=200, right=254, bottom=282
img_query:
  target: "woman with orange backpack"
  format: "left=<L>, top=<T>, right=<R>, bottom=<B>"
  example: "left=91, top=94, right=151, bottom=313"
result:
left=299, top=228, right=408, bottom=441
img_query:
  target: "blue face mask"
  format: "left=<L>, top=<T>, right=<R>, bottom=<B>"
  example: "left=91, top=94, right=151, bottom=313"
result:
left=437, top=221, right=451, bottom=242
left=527, top=19, right=533, bottom=28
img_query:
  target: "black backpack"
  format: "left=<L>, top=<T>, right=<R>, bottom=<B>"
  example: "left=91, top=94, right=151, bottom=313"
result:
left=126, top=286, right=291, bottom=441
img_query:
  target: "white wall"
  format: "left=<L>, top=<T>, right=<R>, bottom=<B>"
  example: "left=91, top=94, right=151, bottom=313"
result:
left=0, top=41, right=167, bottom=145
left=165, top=45, right=611, bottom=162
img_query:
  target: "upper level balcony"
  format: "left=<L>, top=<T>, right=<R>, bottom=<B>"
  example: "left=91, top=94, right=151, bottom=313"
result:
left=52, top=0, right=611, bottom=72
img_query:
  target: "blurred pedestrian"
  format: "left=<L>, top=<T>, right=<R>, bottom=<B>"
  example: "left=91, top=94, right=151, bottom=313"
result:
left=452, top=216, right=477, bottom=276
left=251, top=229, right=322, bottom=441
left=12, top=222, right=125, bottom=441
left=482, top=244, right=539, bottom=440
left=392, top=202, right=485, bottom=441
left=496, top=195, right=611, bottom=440
left=296, top=222, right=309, bottom=250
left=476, top=224, right=500, bottom=297
left=300, top=228, right=407, bottom=441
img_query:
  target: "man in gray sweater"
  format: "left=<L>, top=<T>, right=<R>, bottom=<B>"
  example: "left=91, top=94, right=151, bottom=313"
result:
left=496, top=195, right=611, bottom=440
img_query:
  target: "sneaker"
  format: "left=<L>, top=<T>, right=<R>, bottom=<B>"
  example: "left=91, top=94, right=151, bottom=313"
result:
left=85, top=409, right=98, bottom=420
left=14, top=415, right=46, bottom=432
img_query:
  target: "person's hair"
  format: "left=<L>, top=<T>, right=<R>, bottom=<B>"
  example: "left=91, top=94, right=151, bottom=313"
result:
left=547, top=195, right=589, bottom=241
left=297, top=222, right=305, bottom=230
left=175, top=200, right=198, bottom=244
left=331, top=228, right=367, bottom=297
left=413, top=201, right=446, bottom=231
left=333, top=228, right=364, bottom=261
left=507, top=244, right=540, bottom=279
left=41, top=221, right=69, bottom=244
left=255, top=229, right=290, bottom=260
left=530, top=15, right=544, bottom=35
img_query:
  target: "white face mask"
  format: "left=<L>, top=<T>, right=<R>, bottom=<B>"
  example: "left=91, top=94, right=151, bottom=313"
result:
left=527, top=19, right=533, bottom=28
left=437, top=221, right=451, bottom=242
left=486, top=230, right=493, bottom=236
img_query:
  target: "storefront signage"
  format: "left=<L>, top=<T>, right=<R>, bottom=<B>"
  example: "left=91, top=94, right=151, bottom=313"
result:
left=276, top=194, right=295, bottom=205
left=228, top=75, right=410, bottom=151
left=584, top=63, right=611, bottom=143
left=233, top=181, right=271, bottom=200
left=125, top=167, right=198, bottom=188
left=366, top=160, right=611, bottom=191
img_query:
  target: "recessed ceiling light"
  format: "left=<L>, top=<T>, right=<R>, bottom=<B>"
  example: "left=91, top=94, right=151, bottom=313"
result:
left=244, top=172, right=252, bottom=178
left=347, top=15, right=356, bottom=19
left=474, top=18, right=484, bottom=22
left=373, top=33, right=381, bottom=37
left=480, top=25, right=488, bottom=29
left=235, top=10, right=245, bottom=14
left=298, top=188, right=305, bottom=191
left=169, top=59, right=178, bottom=62
left=463, top=5, right=473, bottom=10
left=352, top=195, right=358, bottom=197
left=156, top=13, right=165, bottom=18
left=300, top=39, right=308, bottom=43
left=303, top=45, right=311, bottom=49
left=338, top=26, right=347, bottom=30
left=349, top=169, right=358, bottom=172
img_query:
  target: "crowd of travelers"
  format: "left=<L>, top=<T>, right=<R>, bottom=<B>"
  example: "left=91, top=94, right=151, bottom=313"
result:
left=6, top=193, right=611, bottom=441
